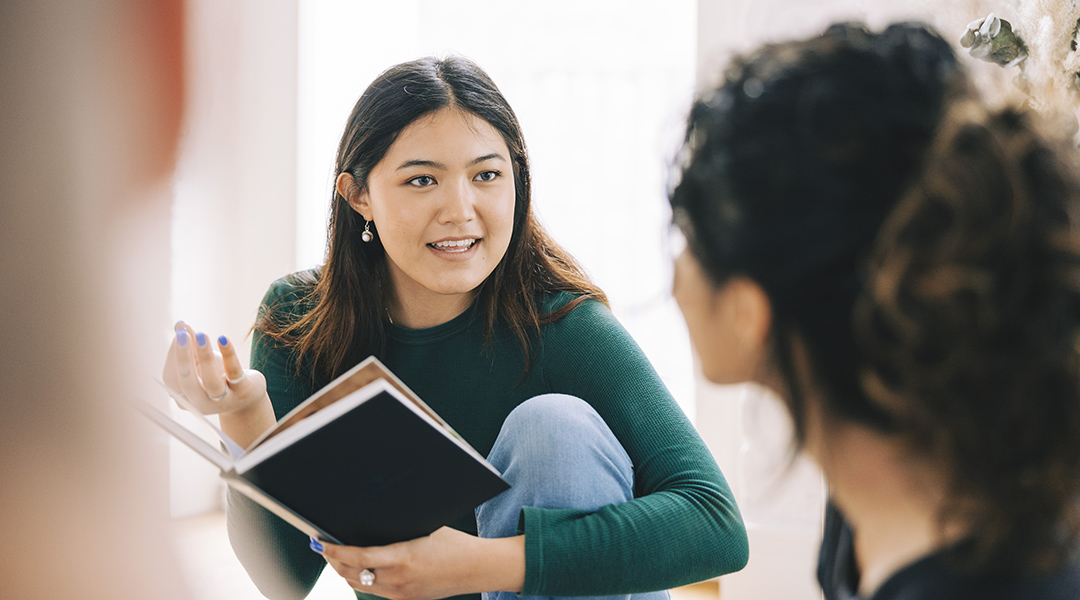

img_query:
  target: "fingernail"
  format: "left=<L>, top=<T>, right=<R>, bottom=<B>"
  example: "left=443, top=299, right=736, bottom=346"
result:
left=174, top=320, right=185, bottom=328
left=218, top=335, right=228, bottom=347
left=309, top=537, right=324, bottom=553
left=177, top=329, right=188, bottom=347
left=196, top=332, right=207, bottom=347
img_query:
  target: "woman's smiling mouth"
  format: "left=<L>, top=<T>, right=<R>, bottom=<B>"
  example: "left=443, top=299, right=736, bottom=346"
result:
left=428, top=238, right=479, bottom=254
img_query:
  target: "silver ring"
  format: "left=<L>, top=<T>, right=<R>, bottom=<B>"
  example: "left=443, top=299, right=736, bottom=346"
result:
left=359, top=568, right=375, bottom=586
left=227, top=373, right=246, bottom=385
left=208, top=390, right=227, bottom=401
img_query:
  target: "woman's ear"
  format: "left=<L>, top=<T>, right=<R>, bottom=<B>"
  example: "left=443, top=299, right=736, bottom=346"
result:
left=731, top=277, right=772, bottom=359
left=674, top=250, right=775, bottom=384
left=336, top=172, right=370, bottom=220
left=722, top=277, right=773, bottom=380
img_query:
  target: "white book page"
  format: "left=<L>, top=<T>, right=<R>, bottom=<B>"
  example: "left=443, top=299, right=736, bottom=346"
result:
left=135, top=400, right=234, bottom=472
left=153, top=378, right=245, bottom=460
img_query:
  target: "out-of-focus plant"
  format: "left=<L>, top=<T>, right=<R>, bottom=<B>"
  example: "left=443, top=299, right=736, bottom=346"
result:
left=960, top=6, right=1080, bottom=142
left=960, top=13, right=1028, bottom=67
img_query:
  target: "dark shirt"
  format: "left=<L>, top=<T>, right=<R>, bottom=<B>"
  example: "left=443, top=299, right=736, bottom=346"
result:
left=818, top=503, right=1080, bottom=600
left=227, top=271, right=749, bottom=600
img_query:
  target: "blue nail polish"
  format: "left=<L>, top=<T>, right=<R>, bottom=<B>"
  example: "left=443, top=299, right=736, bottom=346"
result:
left=218, top=335, right=228, bottom=347
left=309, top=538, right=324, bottom=553
left=196, top=332, right=207, bottom=347
left=174, top=320, right=185, bottom=328
left=177, top=329, right=188, bottom=347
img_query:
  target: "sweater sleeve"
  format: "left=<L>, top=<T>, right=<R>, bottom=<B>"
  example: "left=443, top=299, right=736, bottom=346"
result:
left=225, top=276, right=327, bottom=600
left=521, top=298, right=748, bottom=595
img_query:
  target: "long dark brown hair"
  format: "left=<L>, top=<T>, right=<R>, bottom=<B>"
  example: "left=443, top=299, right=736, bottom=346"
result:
left=672, top=22, right=1080, bottom=573
left=257, top=56, right=605, bottom=382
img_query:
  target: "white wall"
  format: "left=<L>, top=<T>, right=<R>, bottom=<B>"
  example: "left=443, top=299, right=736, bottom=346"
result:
left=169, top=0, right=300, bottom=518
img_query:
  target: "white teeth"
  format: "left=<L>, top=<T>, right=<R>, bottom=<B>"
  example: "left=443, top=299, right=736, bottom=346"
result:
left=432, top=239, right=476, bottom=250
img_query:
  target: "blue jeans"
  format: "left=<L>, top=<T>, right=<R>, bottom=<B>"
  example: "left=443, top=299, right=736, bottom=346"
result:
left=476, top=394, right=671, bottom=600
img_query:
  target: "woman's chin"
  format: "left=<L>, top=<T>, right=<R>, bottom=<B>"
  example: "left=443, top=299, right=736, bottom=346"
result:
left=418, top=277, right=490, bottom=299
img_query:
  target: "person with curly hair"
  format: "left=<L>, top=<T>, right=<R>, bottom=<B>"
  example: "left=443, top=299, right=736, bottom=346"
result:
left=670, top=21, right=1080, bottom=600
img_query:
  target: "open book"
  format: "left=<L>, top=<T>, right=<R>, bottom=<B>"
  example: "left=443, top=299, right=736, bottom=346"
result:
left=140, top=356, right=510, bottom=546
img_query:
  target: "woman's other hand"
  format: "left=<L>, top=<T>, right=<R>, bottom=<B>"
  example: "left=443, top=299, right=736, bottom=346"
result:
left=316, top=527, right=525, bottom=600
left=162, top=322, right=275, bottom=448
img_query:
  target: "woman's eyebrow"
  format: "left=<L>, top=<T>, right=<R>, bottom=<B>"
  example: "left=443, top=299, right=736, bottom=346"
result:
left=395, top=153, right=507, bottom=172
left=467, top=152, right=506, bottom=166
left=396, top=159, right=446, bottom=171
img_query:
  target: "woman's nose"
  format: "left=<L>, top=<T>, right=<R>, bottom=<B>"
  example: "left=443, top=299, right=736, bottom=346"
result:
left=438, top=178, right=476, bottom=225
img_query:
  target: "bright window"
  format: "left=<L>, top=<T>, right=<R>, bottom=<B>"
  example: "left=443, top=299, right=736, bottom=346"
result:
left=296, top=0, right=698, bottom=417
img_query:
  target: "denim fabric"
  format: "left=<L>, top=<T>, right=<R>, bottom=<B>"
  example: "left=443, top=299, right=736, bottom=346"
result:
left=476, top=394, right=671, bottom=600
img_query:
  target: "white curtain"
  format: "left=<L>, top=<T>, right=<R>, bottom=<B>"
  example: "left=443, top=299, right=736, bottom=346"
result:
left=295, top=0, right=699, bottom=417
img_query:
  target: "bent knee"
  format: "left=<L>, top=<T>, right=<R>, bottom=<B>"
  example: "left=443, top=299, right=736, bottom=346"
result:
left=492, top=394, right=633, bottom=503
left=500, top=393, right=600, bottom=436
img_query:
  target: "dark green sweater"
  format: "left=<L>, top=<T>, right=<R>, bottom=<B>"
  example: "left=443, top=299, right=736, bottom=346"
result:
left=227, top=272, right=748, bottom=600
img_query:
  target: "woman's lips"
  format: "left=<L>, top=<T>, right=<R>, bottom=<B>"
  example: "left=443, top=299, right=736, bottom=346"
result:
left=428, top=238, right=479, bottom=254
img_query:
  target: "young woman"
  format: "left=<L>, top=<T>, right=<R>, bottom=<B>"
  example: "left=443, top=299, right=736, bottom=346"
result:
left=669, top=22, right=1080, bottom=600
left=163, top=56, right=748, bottom=600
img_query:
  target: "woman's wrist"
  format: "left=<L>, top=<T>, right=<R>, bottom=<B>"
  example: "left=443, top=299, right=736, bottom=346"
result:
left=218, top=393, right=275, bottom=449
left=474, top=534, right=525, bottom=594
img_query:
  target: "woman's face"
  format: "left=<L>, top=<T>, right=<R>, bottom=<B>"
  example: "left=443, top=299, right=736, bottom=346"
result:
left=672, top=249, right=771, bottom=384
left=349, top=108, right=516, bottom=313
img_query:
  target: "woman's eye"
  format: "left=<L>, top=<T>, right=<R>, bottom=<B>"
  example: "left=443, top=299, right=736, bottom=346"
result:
left=407, top=175, right=436, bottom=187
left=475, top=170, right=501, bottom=182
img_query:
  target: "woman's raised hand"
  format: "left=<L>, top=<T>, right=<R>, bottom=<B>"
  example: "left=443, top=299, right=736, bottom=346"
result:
left=162, top=322, right=268, bottom=418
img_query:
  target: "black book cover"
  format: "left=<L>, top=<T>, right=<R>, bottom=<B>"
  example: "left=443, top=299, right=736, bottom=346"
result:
left=239, top=387, right=508, bottom=546
left=142, top=357, right=510, bottom=547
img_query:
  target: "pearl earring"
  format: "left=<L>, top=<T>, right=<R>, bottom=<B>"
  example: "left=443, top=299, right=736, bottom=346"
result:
left=361, top=220, right=374, bottom=243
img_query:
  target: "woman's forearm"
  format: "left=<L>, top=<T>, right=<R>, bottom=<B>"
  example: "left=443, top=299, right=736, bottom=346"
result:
left=473, top=534, right=525, bottom=593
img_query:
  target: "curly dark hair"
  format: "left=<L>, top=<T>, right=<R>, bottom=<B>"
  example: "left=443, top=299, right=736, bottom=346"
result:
left=856, top=101, right=1080, bottom=571
left=671, top=21, right=1080, bottom=573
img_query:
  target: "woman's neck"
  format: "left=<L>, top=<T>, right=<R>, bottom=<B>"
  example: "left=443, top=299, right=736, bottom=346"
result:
left=816, top=424, right=966, bottom=597
left=764, top=343, right=968, bottom=596
left=387, top=288, right=476, bottom=330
